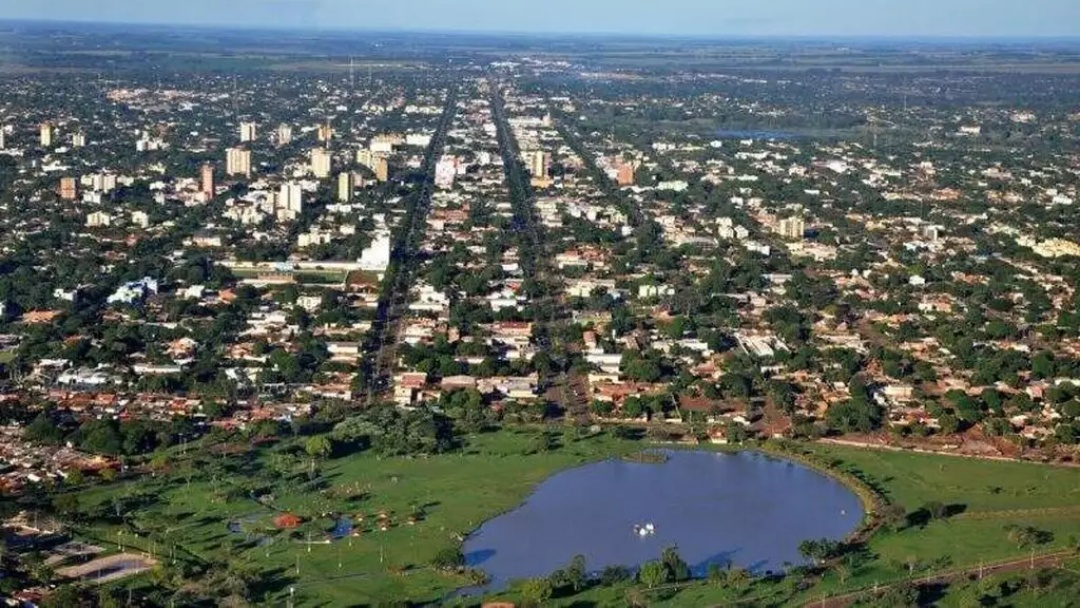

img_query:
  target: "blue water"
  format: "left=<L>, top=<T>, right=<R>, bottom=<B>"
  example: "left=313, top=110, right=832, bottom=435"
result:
left=715, top=129, right=797, bottom=140
left=330, top=517, right=353, bottom=539
left=463, top=450, right=862, bottom=590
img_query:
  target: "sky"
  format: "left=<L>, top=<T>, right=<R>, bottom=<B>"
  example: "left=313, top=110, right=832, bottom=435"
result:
left=2, top=0, right=1080, bottom=38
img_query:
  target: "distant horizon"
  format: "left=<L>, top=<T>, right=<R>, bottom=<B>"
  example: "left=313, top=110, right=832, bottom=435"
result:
left=2, top=0, right=1079, bottom=39
left=4, top=17, right=1080, bottom=45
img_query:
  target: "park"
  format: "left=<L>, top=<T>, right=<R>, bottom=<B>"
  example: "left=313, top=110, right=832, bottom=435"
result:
left=33, top=425, right=1080, bottom=607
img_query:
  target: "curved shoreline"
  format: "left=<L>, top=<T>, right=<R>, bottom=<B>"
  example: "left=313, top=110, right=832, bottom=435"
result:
left=459, top=441, right=869, bottom=595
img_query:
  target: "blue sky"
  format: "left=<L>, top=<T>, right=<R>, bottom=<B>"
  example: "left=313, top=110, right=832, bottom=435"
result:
left=3, top=0, right=1079, bottom=37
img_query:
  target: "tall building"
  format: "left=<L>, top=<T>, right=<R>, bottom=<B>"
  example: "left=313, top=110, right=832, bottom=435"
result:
left=336, top=172, right=353, bottom=202
left=357, top=149, right=389, bottom=182
left=310, top=148, right=331, bottom=179
left=39, top=122, right=53, bottom=148
left=58, top=177, right=78, bottom=201
left=226, top=147, right=252, bottom=178
left=526, top=150, right=548, bottom=178
left=91, top=173, right=118, bottom=193
left=776, top=216, right=806, bottom=240
left=276, top=123, right=293, bottom=146
left=71, top=132, right=86, bottom=148
left=318, top=123, right=334, bottom=144
left=373, top=156, right=389, bottom=182
left=278, top=182, right=303, bottom=213
left=200, top=163, right=215, bottom=198
left=239, top=122, right=257, bottom=143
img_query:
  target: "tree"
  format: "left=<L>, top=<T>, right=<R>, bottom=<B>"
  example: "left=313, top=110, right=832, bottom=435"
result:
left=304, top=436, right=333, bottom=459
left=707, top=563, right=724, bottom=586
left=880, top=503, right=908, bottom=531
left=431, top=547, right=464, bottom=571
left=937, top=413, right=960, bottom=435
left=599, top=564, right=630, bottom=586
left=64, top=468, right=85, bottom=486
left=924, top=501, right=948, bottom=520
left=661, top=546, right=691, bottom=582
left=1005, top=524, right=1052, bottom=549
left=519, top=577, right=553, bottom=606
left=565, top=554, right=587, bottom=592
left=638, top=560, right=668, bottom=589
left=52, top=493, right=80, bottom=516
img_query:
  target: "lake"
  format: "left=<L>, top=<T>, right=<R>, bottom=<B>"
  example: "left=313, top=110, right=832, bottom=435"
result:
left=463, top=450, right=863, bottom=590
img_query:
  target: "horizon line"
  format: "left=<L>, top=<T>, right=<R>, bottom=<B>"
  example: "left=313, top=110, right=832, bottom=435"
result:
left=3, top=17, right=1080, bottom=43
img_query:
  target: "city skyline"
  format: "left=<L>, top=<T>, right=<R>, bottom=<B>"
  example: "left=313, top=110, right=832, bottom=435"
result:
left=3, top=0, right=1080, bottom=38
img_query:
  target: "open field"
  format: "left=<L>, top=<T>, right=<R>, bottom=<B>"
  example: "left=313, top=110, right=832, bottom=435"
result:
left=74, top=428, right=638, bottom=605
left=64, top=432, right=1080, bottom=606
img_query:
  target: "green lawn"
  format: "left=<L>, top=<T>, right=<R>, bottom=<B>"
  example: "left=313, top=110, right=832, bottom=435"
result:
left=75, top=428, right=637, bottom=606
left=802, top=444, right=1080, bottom=512
left=68, top=434, right=1080, bottom=606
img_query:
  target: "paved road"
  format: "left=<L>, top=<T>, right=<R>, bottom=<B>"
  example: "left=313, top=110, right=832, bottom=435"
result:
left=489, top=78, right=579, bottom=414
left=359, top=87, right=459, bottom=403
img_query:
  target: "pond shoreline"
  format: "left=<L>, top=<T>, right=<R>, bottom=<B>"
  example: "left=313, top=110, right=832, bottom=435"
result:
left=460, top=443, right=866, bottom=593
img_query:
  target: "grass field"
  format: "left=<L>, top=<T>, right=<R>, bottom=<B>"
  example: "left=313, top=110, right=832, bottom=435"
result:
left=66, top=433, right=1080, bottom=606
left=75, top=428, right=637, bottom=606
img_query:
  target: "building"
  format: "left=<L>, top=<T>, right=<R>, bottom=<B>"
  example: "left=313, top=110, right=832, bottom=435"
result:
left=318, top=123, right=334, bottom=143
left=71, top=132, right=86, bottom=148
left=776, top=216, right=805, bottom=240
left=200, top=163, right=215, bottom=198
left=239, top=122, right=257, bottom=143
left=434, top=157, right=457, bottom=189
left=130, top=210, right=150, bottom=228
left=226, top=148, right=251, bottom=178
left=310, top=148, right=331, bottom=179
left=616, top=163, right=635, bottom=187
left=0, top=128, right=5, bottom=149
left=357, top=149, right=389, bottom=182
left=39, top=122, right=53, bottom=147
left=359, top=232, right=392, bottom=271
left=58, top=177, right=78, bottom=201
left=526, top=150, right=548, bottom=178
left=276, top=123, right=293, bottom=146
left=278, top=182, right=303, bottom=214
left=90, top=173, right=118, bottom=193
left=86, top=211, right=112, bottom=228
left=336, top=172, right=354, bottom=202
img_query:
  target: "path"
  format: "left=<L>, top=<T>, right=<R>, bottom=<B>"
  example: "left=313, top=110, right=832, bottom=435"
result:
left=802, top=550, right=1074, bottom=608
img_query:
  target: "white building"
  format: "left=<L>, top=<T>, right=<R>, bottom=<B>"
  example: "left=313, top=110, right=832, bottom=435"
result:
left=310, top=148, right=331, bottom=179
left=277, top=182, right=304, bottom=214
left=239, top=122, right=257, bottom=142
left=435, top=157, right=457, bottom=189
left=86, top=211, right=112, bottom=227
left=276, top=123, right=293, bottom=146
left=359, top=232, right=392, bottom=272
left=130, top=210, right=150, bottom=228
left=226, top=147, right=251, bottom=177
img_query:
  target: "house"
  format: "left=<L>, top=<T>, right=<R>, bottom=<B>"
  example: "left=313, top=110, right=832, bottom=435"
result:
left=21, top=310, right=61, bottom=325
left=327, top=342, right=361, bottom=362
left=394, top=372, right=428, bottom=407
left=107, top=277, right=159, bottom=305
